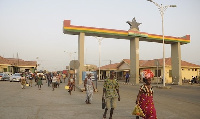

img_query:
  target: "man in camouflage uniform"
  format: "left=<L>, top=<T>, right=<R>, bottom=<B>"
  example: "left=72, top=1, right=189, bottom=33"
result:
left=102, top=71, right=120, bottom=119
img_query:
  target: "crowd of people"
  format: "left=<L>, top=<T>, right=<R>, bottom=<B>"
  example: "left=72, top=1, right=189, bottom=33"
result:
left=18, top=71, right=157, bottom=119
left=19, top=72, right=67, bottom=91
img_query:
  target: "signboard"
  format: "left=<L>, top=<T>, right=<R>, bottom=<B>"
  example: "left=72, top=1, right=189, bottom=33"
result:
left=82, top=71, right=97, bottom=81
left=70, top=60, right=80, bottom=69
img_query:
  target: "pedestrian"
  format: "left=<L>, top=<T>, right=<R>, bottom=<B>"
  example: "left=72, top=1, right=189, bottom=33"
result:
left=62, top=74, right=66, bottom=83
left=102, top=71, right=120, bottom=119
left=84, top=73, right=95, bottom=104
left=37, top=74, right=43, bottom=90
left=20, top=73, right=26, bottom=89
left=125, top=72, right=130, bottom=84
left=47, top=73, right=52, bottom=87
left=135, top=76, right=157, bottom=119
left=191, top=76, right=194, bottom=85
left=67, top=73, right=75, bottom=95
left=56, top=74, right=61, bottom=88
left=44, top=73, right=47, bottom=83
left=52, top=73, right=57, bottom=91
left=29, top=73, right=33, bottom=87
left=34, top=73, right=38, bottom=86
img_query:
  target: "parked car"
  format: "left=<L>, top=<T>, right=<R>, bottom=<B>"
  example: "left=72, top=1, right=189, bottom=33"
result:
left=0, top=73, right=10, bottom=81
left=10, top=73, right=22, bottom=82
left=4, top=72, right=13, bottom=77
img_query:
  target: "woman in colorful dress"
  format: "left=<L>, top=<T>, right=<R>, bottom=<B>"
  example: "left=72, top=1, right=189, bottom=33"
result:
left=67, top=73, right=75, bottom=95
left=135, top=76, right=157, bottom=119
left=84, top=73, right=95, bottom=104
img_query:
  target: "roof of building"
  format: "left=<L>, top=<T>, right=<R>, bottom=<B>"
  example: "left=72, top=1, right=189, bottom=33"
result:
left=0, top=56, right=37, bottom=67
left=118, top=58, right=200, bottom=68
left=6, top=58, right=37, bottom=67
left=99, top=63, right=120, bottom=70
left=0, top=56, right=11, bottom=65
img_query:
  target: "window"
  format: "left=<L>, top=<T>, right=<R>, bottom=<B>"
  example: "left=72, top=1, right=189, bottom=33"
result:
left=169, top=70, right=172, bottom=77
left=154, top=69, right=161, bottom=77
left=3, top=68, right=7, bottom=72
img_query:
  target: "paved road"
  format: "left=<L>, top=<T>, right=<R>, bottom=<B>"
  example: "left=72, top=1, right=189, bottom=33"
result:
left=0, top=80, right=199, bottom=119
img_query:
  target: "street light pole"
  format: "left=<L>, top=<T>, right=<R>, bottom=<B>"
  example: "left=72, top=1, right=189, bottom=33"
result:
left=147, top=0, right=176, bottom=86
left=94, top=37, right=103, bottom=81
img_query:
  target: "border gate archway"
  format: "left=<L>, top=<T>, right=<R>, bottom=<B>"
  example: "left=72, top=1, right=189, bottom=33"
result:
left=63, top=20, right=190, bottom=87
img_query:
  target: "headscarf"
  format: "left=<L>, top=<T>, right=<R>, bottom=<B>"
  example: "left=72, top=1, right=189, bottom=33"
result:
left=142, top=69, right=154, bottom=79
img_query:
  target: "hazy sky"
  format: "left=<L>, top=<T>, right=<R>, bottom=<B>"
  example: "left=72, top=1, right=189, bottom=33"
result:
left=0, top=0, right=199, bottom=71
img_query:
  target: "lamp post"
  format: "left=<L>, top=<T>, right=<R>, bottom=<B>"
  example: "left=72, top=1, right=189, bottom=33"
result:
left=147, top=0, right=176, bottom=86
left=36, top=57, right=40, bottom=72
left=94, top=36, right=103, bottom=81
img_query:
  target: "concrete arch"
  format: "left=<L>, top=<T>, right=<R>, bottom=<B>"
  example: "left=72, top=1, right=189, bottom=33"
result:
left=63, top=20, right=190, bottom=86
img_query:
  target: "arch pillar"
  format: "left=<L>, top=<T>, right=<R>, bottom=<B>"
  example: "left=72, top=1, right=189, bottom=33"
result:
left=130, top=37, right=139, bottom=84
left=171, top=42, right=182, bottom=85
left=77, top=32, right=85, bottom=86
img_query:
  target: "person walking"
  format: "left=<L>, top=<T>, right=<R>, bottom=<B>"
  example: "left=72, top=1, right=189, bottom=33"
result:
left=62, top=74, right=66, bottom=83
left=34, top=73, right=38, bottom=86
left=52, top=73, right=57, bottom=91
left=47, top=73, right=52, bottom=87
left=84, top=73, right=95, bottom=104
left=125, top=72, right=130, bottom=84
left=102, top=71, right=120, bottom=119
left=29, top=73, right=33, bottom=87
left=57, top=73, right=61, bottom=88
left=37, top=74, right=43, bottom=90
left=20, top=73, right=26, bottom=89
left=67, top=73, right=75, bottom=95
left=135, top=75, right=157, bottom=119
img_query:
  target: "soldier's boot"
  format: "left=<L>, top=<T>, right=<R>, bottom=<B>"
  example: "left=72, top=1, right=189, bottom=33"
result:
left=103, top=108, right=108, bottom=118
left=109, top=108, right=114, bottom=119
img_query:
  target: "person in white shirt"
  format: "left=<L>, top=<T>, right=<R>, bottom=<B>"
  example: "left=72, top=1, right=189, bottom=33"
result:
left=52, top=73, right=57, bottom=91
left=84, top=73, right=95, bottom=104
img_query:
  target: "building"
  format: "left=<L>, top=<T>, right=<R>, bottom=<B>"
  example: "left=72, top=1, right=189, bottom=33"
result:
left=0, top=56, right=37, bottom=73
left=99, top=58, right=200, bottom=84
left=98, top=63, right=119, bottom=80
left=84, top=64, right=97, bottom=72
left=0, top=56, right=12, bottom=72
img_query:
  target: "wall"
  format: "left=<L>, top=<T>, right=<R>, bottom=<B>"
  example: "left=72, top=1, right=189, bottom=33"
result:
left=181, top=68, right=199, bottom=80
left=0, top=65, right=8, bottom=72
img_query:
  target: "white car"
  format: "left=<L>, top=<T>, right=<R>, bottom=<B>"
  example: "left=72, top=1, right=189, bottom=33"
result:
left=10, top=73, right=22, bottom=82
left=0, top=73, right=10, bottom=81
